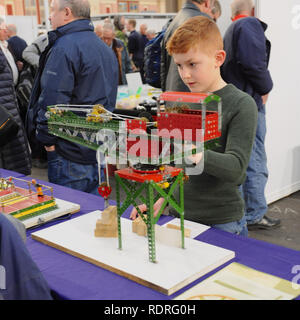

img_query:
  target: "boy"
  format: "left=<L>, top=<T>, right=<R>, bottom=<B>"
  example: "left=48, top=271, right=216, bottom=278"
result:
left=130, top=16, right=257, bottom=236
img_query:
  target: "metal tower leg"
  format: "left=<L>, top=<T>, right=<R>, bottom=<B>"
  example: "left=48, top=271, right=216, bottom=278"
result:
left=146, top=181, right=156, bottom=263
left=115, top=174, right=122, bottom=250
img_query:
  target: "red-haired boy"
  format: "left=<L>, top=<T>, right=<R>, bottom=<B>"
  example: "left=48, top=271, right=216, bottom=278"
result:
left=131, top=16, right=257, bottom=236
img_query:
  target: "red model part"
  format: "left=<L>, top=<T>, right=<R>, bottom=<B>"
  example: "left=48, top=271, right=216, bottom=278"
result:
left=116, top=166, right=182, bottom=183
left=98, top=185, right=112, bottom=198
left=157, top=111, right=220, bottom=142
left=0, top=187, right=53, bottom=214
left=159, top=92, right=209, bottom=103
left=127, top=134, right=162, bottom=159
left=126, top=118, right=147, bottom=134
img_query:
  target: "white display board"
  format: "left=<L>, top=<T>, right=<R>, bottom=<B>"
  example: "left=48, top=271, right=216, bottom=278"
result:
left=6, top=16, right=38, bottom=45
left=256, top=1, right=300, bottom=202
left=216, top=0, right=234, bottom=35
left=217, top=0, right=300, bottom=203
left=32, top=210, right=235, bottom=295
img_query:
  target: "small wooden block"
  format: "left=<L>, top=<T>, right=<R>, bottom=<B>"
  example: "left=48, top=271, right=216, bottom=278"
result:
left=155, top=225, right=183, bottom=248
left=166, top=223, right=191, bottom=238
left=94, top=221, right=118, bottom=238
left=132, top=215, right=147, bottom=237
left=136, top=223, right=147, bottom=237
left=100, top=216, right=117, bottom=227
left=132, top=219, right=139, bottom=233
left=94, top=228, right=117, bottom=238
left=94, top=206, right=118, bottom=238
left=101, top=206, right=117, bottom=224
left=95, top=221, right=115, bottom=231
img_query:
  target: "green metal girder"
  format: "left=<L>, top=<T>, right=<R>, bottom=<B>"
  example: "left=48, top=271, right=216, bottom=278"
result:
left=115, top=169, right=185, bottom=262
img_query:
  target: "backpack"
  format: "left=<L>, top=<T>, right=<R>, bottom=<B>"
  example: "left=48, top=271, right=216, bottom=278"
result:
left=144, top=19, right=173, bottom=89
left=15, top=63, right=36, bottom=122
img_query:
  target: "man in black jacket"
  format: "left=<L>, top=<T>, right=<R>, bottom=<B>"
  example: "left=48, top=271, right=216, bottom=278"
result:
left=160, top=0, right=215, bottom=92
left=127, top=19, right=145, bottom=83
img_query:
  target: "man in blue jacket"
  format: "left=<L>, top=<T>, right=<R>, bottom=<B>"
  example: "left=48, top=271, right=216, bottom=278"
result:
left=222, top=0, right=280, bottom=230
left=26, top=0, right=118, bottom=194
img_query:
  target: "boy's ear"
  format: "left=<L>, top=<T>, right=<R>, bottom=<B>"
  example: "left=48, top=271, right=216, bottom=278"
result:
left=215, top=50, right=226, bottom=67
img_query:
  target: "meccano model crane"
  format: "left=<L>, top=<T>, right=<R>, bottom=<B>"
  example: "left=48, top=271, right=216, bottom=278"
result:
left=46, top=92, right=222, bottom=263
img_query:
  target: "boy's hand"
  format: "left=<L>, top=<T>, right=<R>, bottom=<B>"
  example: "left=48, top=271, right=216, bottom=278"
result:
left=130, top=197, right=165, bottom=220
left=262, top=94, right=269, bottom=105
left=130, top=203, right=147, bottom=220
left=186, top=144, right=203, bottom=165
left=153, top=197, right=165, bottom=217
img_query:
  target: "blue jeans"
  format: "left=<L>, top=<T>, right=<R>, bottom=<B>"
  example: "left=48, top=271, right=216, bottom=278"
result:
left=242, top=106, right=268, bottom=224
left=211, top=214, right=248, bottom=237
left=47, top=150, right=103, bottom=195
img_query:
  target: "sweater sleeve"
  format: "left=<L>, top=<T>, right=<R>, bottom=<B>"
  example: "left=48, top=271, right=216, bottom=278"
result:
left=235, top=19, right=273, bottom=95
left=203, top=95, right=258, bottom=184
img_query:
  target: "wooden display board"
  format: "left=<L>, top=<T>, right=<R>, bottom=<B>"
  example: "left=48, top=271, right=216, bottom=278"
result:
left=32, top=210, right=235, bottom=295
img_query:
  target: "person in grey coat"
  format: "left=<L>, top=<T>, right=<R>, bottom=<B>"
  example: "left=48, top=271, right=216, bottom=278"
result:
left=0, top=45, right=31, bottom=176
left=160, top=0, right=215, bottom=92
left=22, top=33, right=48, bottom=69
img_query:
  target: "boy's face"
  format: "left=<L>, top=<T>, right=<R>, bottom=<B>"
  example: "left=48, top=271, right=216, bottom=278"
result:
left=173, top=45, right=223, bottom=93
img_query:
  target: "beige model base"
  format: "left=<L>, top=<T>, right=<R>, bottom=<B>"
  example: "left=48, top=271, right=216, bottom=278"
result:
left=31, top=210, right=235, bottom=296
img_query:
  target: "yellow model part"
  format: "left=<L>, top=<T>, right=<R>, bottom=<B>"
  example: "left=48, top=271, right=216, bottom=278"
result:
left=157, top=181, right=169, bottom=189
left=13, top=201, right=57, bottom=219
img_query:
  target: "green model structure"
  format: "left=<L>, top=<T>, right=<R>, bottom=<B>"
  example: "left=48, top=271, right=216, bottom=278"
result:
left=46, top=92, right=222, bottom=263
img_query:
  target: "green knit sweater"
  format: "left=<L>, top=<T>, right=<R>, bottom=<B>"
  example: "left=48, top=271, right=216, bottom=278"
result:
left=175, top=84, right=258, bottom=225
